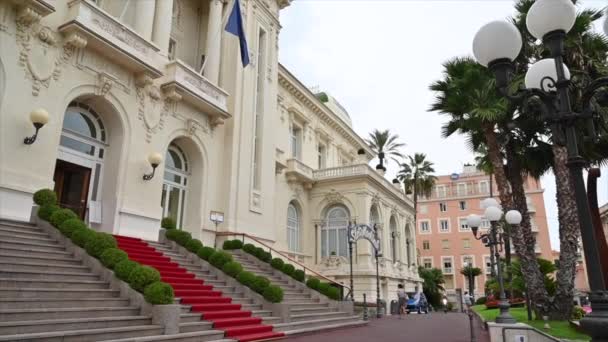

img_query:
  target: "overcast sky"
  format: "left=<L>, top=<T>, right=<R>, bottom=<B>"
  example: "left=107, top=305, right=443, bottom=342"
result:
left=278, top=0, right=608, bottom=251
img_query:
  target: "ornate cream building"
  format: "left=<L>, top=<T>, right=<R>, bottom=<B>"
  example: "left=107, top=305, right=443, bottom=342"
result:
left=0, top=0, right=420, bottom=303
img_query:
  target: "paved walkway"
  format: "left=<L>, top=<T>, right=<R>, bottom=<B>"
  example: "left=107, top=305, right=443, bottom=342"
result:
left=286, top=312, right=490, bottom=342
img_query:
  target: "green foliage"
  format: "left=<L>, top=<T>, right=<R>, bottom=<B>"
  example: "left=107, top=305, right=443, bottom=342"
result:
left=571, top=306, right=585, bottom=320
left=197, top=246, right=215, bottom=261
left=85, top=232, right=117, bottom=259
left=209, top=251, right=233, bottom=269
left=222, top=240, right=235, bottom=250
left=306, top=278, right=320, bottom=290
left=243, top=243, right=256, bottom=254
left=144, top=281, right=175, bottom=305
left=365, top=129, right=405, bottom=168
left=49, top=208, right=78, bottom=228
left=231, top=240, right=243, bottom=249
left=33, top=189, right=57, bottom=206
left=316, top=92, right=329, bottom=103
left=270, top=258, right=284, bottom=270
left=508, top=258, right=556, bottom=297
left=253, top=247, right=265, bottom=259
left=418, top=266, right=446, bottom=308
left=100, top=248, right=128, bottom=269
left=318, top=282, right=330, bottom=294
left=58, top=218, right=87, bottom=237
left=173, top=230, right=192, bottom=246
left=251, top=276, right=270, bottom=294
left=324, top=286, right=340, bottom=300
left=281, top=264, right=295, bottom=277
left=236, top=271, right=255, bottom=287
left=71, top=228, right=96, bottom=248
left=397, top=153, right=437, bottom=199
left=292, top=269, right=305, bottom=282
left=37, top=204, right=60, bottom=221
left=185, top=239, right=203, bottom=253
left=261, top=251, right=272, bottom=263
left=161, top=217, right=176, bottom=230
left=263, top=285, right=284, bottom=303
left=460, top=265, right=482, bottom=277
left=222, top=261, right=243, bottom=278
left=114, top=260, right=139, bottom=281
left=475, top=296, right=487, bottom=305
left=128, top=265, right=161, bottom=292
left=165, top=229, right=180, bottom=241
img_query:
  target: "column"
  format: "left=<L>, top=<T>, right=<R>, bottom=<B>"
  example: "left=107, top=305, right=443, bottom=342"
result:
left=204, top=0, right=224, bottom=84
left=134, top=0, right=156, bottom=41
left=152, top=0, right=174, bottom=53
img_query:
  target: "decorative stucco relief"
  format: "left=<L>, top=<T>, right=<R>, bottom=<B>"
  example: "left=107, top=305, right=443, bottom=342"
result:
left=136, top=83, right=176, bottom=143
left=91, top=17, right=147, bottom=55
left=324, top=189, right=345, bottom=206
left=0, top=4, right=11, bottom=34
left=77, top=49, right=131, bottom=93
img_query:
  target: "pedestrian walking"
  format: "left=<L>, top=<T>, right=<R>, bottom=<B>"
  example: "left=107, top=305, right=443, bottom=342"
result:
left=397, top=284, right=408, bottom=319
left=463, top=291, right=472, bottom=312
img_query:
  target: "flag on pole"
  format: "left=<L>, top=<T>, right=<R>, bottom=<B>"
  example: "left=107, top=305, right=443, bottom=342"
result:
left=225, top=0, right=250, bottom=67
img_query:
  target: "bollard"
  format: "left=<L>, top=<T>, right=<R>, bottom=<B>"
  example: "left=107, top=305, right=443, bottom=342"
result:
left=468, top=310, right=477, bottom=342
left=363, top=293, right=369, bottom=321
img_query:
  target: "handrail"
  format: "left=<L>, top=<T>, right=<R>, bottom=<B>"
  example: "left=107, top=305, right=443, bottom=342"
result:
left=216, top=232, right=351, bottom=294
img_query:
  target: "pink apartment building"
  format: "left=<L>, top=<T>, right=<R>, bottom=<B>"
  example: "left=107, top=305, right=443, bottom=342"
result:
left=415, top=165, right=553, bottom=298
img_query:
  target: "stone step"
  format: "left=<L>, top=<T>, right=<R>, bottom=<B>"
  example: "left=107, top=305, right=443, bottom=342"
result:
left=288, top=302, right=330, bottom=310
left=0, top=245, right=74, bottom=259
left=240, top=303, right=262, bottom=311
left=180, top=306, right=192, bottom=314
left=179, top=313, right=202, bottom=323
left=0, top=260, right=90, bottom=273
left=0, top=325, right=164, bottom=342
left=0, top=236, right=63, bottom=250
left=178, top=321, right=213, bottom=333
left=0, top=251, right=82, bottom=266
left=0, top=298, right=130, bottom=309
left=0, top=306, right=142, bottom=322
left=251, top=310, right=273, bottom=318
left=102, top=330, right=227, bottom=342
left=278, top=317, right=367, bottom=335
left=0, top=269, right=99, bottom=281
left=0, top=226, right=50, bottom=238
left=0, top=231, right=57, bottom=244
left=0, top=316, right=152, bottom=335
left=283, top=294, right=312, bottom=300
left=261, top=316, right=282, bottom=324
left=0, top=288, right=120, bottom=299
left=0, top=278, right=109, bottom=289
left=290, top=311, right=349, bottom=322
left=290, top=307, right=338, bottom=315
left=0, top=220, right=41, bottom=232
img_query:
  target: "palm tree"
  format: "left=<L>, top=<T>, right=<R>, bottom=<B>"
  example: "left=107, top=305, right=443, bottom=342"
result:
left=397, top=153, right=437, bottom=224
left=365, top=129, right=405, bottom=170
left=460, top=266, right=482, bottom=301
left=418, top=266, right=445, bottom=308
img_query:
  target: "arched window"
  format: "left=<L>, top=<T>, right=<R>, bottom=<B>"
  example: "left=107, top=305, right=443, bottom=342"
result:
left=322, top=206, right=349, bottom=257
left=369, top=205, right=382, bottom=255
left=161, top=144, right=189, bottom=228
left=60, top=102, right=106, bottom=157
left=287, top=203, right=300, bottom=252
left=405, top=223, right=412, bottom=266
left=390, top=216, right=398, bottom=261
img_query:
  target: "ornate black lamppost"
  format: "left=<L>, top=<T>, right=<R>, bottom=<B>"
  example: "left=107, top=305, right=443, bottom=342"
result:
left=472, top=0, right=607, bottom=339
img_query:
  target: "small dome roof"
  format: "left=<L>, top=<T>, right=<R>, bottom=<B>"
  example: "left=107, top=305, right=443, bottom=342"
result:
left=315, top=91, right=352, bottom=127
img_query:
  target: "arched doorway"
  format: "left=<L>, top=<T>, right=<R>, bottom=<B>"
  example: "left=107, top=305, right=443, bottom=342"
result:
left=287, top=202, right=300, bottom=252
left=161, top=143, right=189, bottom=228
left=54, top=102, right=107, bottom=220
left=389, top=216, right=398, bottom=262
left=322, top=205, right=349, bottom=257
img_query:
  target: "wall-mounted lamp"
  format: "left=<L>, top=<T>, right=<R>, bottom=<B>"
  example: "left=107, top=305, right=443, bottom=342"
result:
left=143, top=152, right=163, bottom=181
left=24, top=109, right=49, bottom=145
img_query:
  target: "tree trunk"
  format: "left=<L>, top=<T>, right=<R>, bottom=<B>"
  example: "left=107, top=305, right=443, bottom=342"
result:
left=504, top=140, right=550, bottom=317
left=550, top=144, right=581, bottom=320
left=482, top=124, right=513, bottom=209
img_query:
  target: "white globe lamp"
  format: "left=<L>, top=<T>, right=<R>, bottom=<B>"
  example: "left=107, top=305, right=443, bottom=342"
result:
left=473, top=21, right=523, bottom=67
left=525, top=59, right=571, bottom=91
left=526, top=0, right=576, bottom=40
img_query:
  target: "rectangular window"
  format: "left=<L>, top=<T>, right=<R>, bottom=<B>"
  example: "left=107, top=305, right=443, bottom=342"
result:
left=463, top=238, right=471, bottom=249
left=457, top=183, right=467, bottom=196
left=459, top=201, right=467, bottom=211
left=423, top=258, right=433, bottom=269
left=463, top=256, right=474, bottom=267
left=420, top=221, right=430, bottom=233
left=290, top=126, right=302, bottom=159
left=485, top=256, right=492, bottom=274
left=436, top=185, right=447, bottom=198
left=168, top=38, right=177, bottom=61
left=252, top=29, right=266, bottom=190
left=481, top=219, right=491, bottom=229
left=439, top=219, right=450, bottom=232
left=419, top=205, right=428, bottom=214
left=423, top=240, right=430, bottom=250
left=442, top=257, right=453, bottom=274
left=479, top=181, right=489, bottom=194
left=318, top=144, right=326, bottom=169
left=459, top=218, right=470, bottom=231
left=439, top=202, right=447, bottom=212
left=441, top=239, right=450, bottom=250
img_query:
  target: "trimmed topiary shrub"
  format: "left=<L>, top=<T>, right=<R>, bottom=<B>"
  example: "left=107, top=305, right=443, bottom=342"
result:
left=85, top=232, right=117, bottom=259
left=114, top=259, right=139, bottom=281
left=236, top=271, right=255, bottom=287
left=161, top=217, right=176, bottom=230
left=222, top=261, right=243, bottom=278
left=282, top=264, right=295, bottom=277
left=243, top=243, right=256, bottom=254
left=263, top=285, right=284, bottom=303
left=174, top=231, right=192, bottom=246
left=306, top=278, right=320, bottom=290
left=49, top=208, right=78, bottom=227
left=251, top=276, right=270, bottom=294
left=293, top=269, right=305, bottom=282
left=165, top=229, right=180, bottom=241
left=209, top=251, right=233, bottom=269
left=261, top=251, right=272, bottom=263
left=475, top=297, right=487, bottom=305
left=222, top=240, right=235, bottom=250
left=58, top=218, right=87, bottom=237
left=197, top=246, right=215, bottom=261
left=144, top=281, right=175, bottom=305
left=185, top=239, right=203, bottom=253
left=318, top=282, right=330, bottom=294
left=253, top=247, right=265, bottom=260
left=128, top=265, right=161, bottom=292
left=100, top=248, right=128, bottom=269
left=38, top=204, right=60, bottom=221
left=325, top=286, right=340, bottom=300
left=231, top=240, right=243, bottom=249
left=71, top=228, right=96, bottom=248
left=33, top=189, right=57, bottom=206
left=270, top=258, right=284, bottom=270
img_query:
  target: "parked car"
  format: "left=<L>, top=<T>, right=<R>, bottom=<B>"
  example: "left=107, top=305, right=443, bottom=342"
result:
left=406, top=292, right=429, bottom=314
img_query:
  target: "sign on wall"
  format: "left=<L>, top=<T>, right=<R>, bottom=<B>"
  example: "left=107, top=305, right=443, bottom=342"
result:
left=348, top=223, right=381, bottom=253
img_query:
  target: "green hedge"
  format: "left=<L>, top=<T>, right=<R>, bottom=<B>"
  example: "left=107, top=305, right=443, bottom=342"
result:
left=100, top=248, right=129, bottom=269
left=318, top=282, right=330, bottom=294
left=128, top=265, right=161, bottom=292
left=71, top=228, right=96, bottom=248
left=115, top=259, right=139, bottom=281
left=58, top=218, right=87, bottom=237
left=197, top=246, right=215, bottom=261
left=33, top=189, right=57, bottom=206
left=306, top=278, right=320, bottom=290
left=270, top=258, right=284, bottom=270
left=161, top=217, right=176, bottom=230
left=237, top=271, right=256, bottom=287
left=243, top=243, right=256, bottom=254
left=185, top=239, right=203, bottom=253
left=251, top=276, right=270, bottom=294
left=222, top=261, right=243, bottom=278
left=263, top=285, right=284, bottom=303
left=223, top=239, right=244, bottom=250
left=85, top=232, right=117, bottom=259
left=282, top=264, right=295, bottom=277
left=292, top=269, right=305, bottom=282
left=38, top=204, right=60, bottom=221
left=209, top=251, right=233, bottom=269
left=144, top=281, right=175, bottom=305
left=168, top=230, right=192, bottom=246
left=49, top=208, right=78, bottom=228
left=324, top=286, right=340, bottom=300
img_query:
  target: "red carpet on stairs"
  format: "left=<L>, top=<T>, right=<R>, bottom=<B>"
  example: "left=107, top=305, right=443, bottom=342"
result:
left=114, top=235, right=284, bottom=342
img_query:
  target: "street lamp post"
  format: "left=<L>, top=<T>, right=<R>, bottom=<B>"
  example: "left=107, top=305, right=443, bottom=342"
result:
left=472, top=0, right=608, bottom=339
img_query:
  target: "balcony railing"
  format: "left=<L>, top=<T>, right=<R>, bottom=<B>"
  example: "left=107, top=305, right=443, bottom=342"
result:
left=286, top=158, right=314, bottom=184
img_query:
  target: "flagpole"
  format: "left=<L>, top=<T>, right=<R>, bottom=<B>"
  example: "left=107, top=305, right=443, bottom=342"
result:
left=199, top=0, right=236, bottom=74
